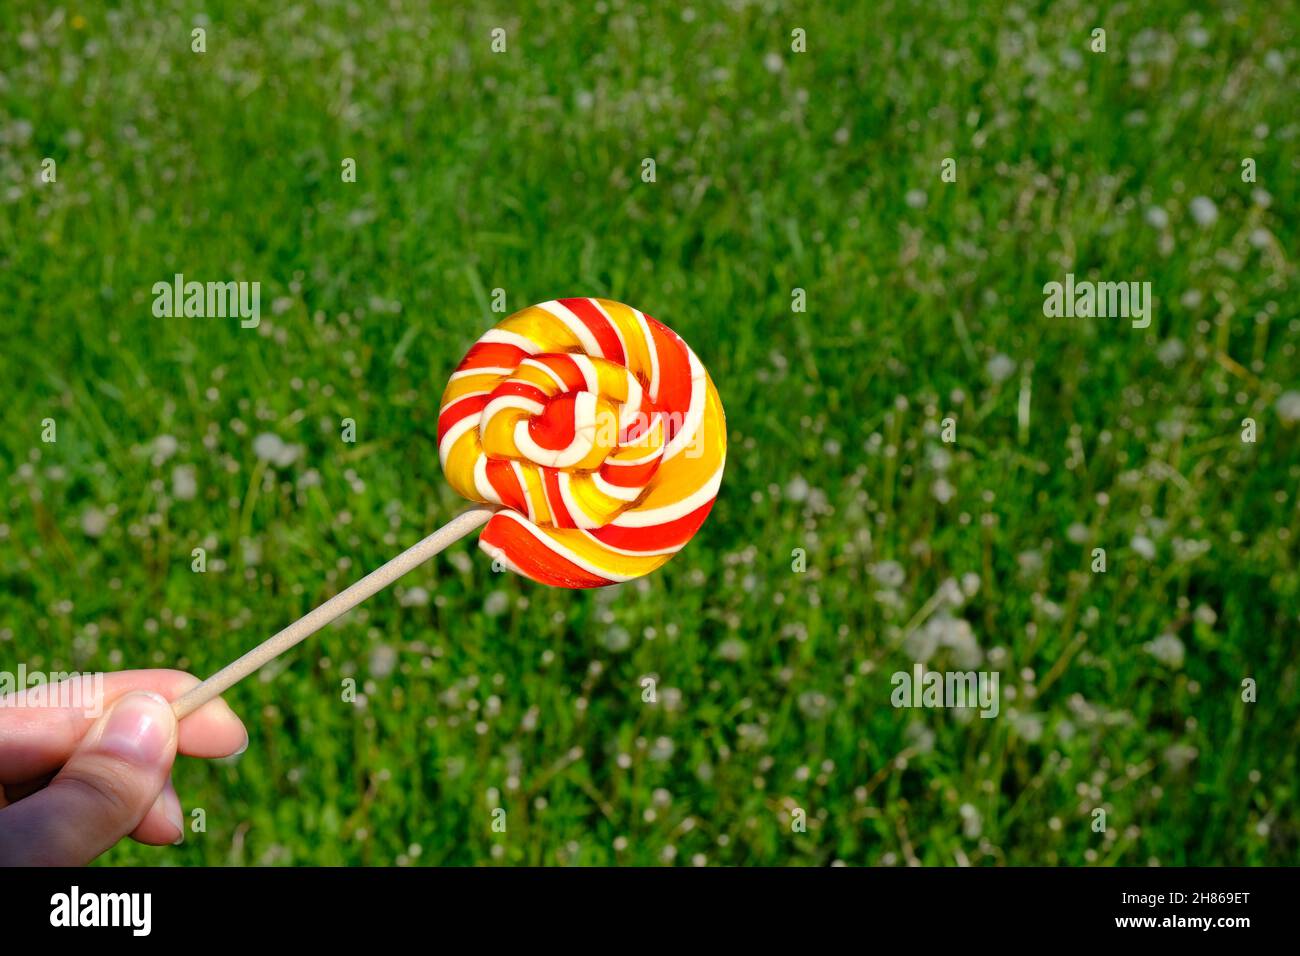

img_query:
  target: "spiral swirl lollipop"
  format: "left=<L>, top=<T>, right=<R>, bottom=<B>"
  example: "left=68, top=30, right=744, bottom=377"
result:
left=169, top=297, right=725, bottom=718
left=437, top=297, right=726, bottom=587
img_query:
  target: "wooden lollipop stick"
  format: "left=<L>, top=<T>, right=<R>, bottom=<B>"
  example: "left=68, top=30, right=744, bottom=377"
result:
left=170, top=505, right=497, bottom=720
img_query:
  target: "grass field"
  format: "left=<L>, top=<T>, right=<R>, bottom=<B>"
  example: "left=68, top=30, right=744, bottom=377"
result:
left=2, top=0, right=1298, bottom=865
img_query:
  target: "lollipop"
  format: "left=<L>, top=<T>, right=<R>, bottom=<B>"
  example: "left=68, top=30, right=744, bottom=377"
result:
left=170, top=298, right=725, bottom=718
left=438, top=297, right=726, bottom=587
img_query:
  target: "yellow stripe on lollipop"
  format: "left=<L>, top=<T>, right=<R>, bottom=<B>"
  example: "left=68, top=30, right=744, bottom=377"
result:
left=532, top=525, right=668, bottom=576
left=636, top=380, right=725, bottom=511
left=518, top=464, right=552, bottom=525
left=496, top=307, right=584, bottom=353
left=442, top=371, right=505, bottom=405
left=595, top=299, right=655, bottom=380
left=443, top=428, right=482, bottom=501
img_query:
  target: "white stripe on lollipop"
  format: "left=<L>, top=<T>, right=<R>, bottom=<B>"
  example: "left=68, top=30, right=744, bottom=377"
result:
left=511, top=460, right=536, bottom=524
left=518, top=357, right=568, bottom=392
left=473, top=454, right=502, bottom=504
left=590, top=298, right=629, bottom=362
left=537, top=299, right=602, bottom=357
left=619, top=374, right=643, bottom=433
left=511, top=391, right=597, bottom=468
left=558, top=472, right=603, bottom=530
left=489, top=511, right=634, bottom=583
left=480, top=394, right=545, bottom=430
left=632, top=308, right=660, bottom=402
left=661, top=347, right=707, bottom=462
left=479, top=328, right=541, bottom=354
left=611, top=461, right=723, bottom=528
left=591, top=471, right=643, bottom=502
left=448, top=366, right=515, bottom=381
left=438, top=417, right=479, bottom=470
left=569, top=353, right=600, bottom=393
left=579, top=527, right=685, bottom=558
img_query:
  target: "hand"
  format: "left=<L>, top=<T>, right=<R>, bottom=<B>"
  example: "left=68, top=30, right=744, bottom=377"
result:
left=0, top=669, right=247, bottom=865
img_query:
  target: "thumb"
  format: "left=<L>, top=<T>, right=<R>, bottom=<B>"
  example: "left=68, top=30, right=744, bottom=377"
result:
left=0, top=691, right=178, bottom=866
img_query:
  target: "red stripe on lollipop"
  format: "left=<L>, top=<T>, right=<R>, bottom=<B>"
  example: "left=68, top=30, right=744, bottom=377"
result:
left=457, top=342, right=526, bottom=371
left=481, top=514, right=613, bottom=588
left=600, top=457, right=662, bottom=488
left=644, top=317, right=693, bottom=438
left=437, top=394, right=488, bottom=444
left=486, top=459, right=528, bottom=514
left=535, top=353, right=588, bottom=392
left=560, top=297, right=626, bottom=364
left=591, top=499, right=716, bottom=552
left=528, top=392, right=578, bottom=450
left=488, top=380, right=549, bottom=406
left=542, top=468, right=576, bottom=528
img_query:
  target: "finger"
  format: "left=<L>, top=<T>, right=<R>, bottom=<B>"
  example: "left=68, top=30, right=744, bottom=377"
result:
left=130, top=776, right=185, bottom=847
left=0, top=669, right=246, bottom=781
left=2, top=772, right=56, bottom=804
left=0, top=691, right=177, bottom=866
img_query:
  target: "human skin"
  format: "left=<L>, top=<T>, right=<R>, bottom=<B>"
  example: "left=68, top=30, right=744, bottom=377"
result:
left=0, top=669, right=247, bottom=866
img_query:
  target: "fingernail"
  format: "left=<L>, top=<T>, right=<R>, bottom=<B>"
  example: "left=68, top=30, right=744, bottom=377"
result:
left=234, top=731, right=249, bottom=757
left=98, top=692, right=173, bottom=766
left=163, top=782, right=185, bottom=845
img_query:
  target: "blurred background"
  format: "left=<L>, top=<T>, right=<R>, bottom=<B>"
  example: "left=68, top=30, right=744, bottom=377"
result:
left=1, top=0, right=1297, bottom=865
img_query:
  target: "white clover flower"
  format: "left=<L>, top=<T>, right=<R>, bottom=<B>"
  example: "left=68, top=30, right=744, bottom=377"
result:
left=1275, top=390, right=1300, bottom=424
left=81, top=507, right=109, bottom=538
left=904, top=721, right=935, bottom=754
left=399, top=586, right=429, bottom=608
left=797, top=691, right=832, bottom=719
left=986, top=353, right=1016, bottom=384
left=1163, top=743, right=1198, bottom=772
left=601, top=626, right=631, bottom=652
left=172, top=464, right=197, bottom=500
left=903, top=620, right=941, bottom=662
left=483, top=591, right=510, bottom=617
left=938, top=577, right=964, bottom=608
left=153, top=434, right=179, bottom=462
left=1016, top=549, right=1044, bottom=577
left=717, top=637, right=747, bottom=661
left=253, top=432, right=302, bottom=467
left=1189, top=196, right=1218, bottom=227
left=368, top=644, right=397, bottom=678
left=872, top=560, right=905, bottom=589
left=1010, top=711, right=1044, bottom=742
left=1156, top=338, right=1185, bottom=366
left=1131, top=534, right=1157, bottom=560
left=940, top=617, right=982, bottom=669
left=1145, top=633, right=1185, bottom=668
left=649, top=736, right=675, bottom=761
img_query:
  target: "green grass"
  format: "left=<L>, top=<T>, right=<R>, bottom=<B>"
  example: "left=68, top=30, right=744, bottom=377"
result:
left=1, top=0, right=1297, bottom=865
